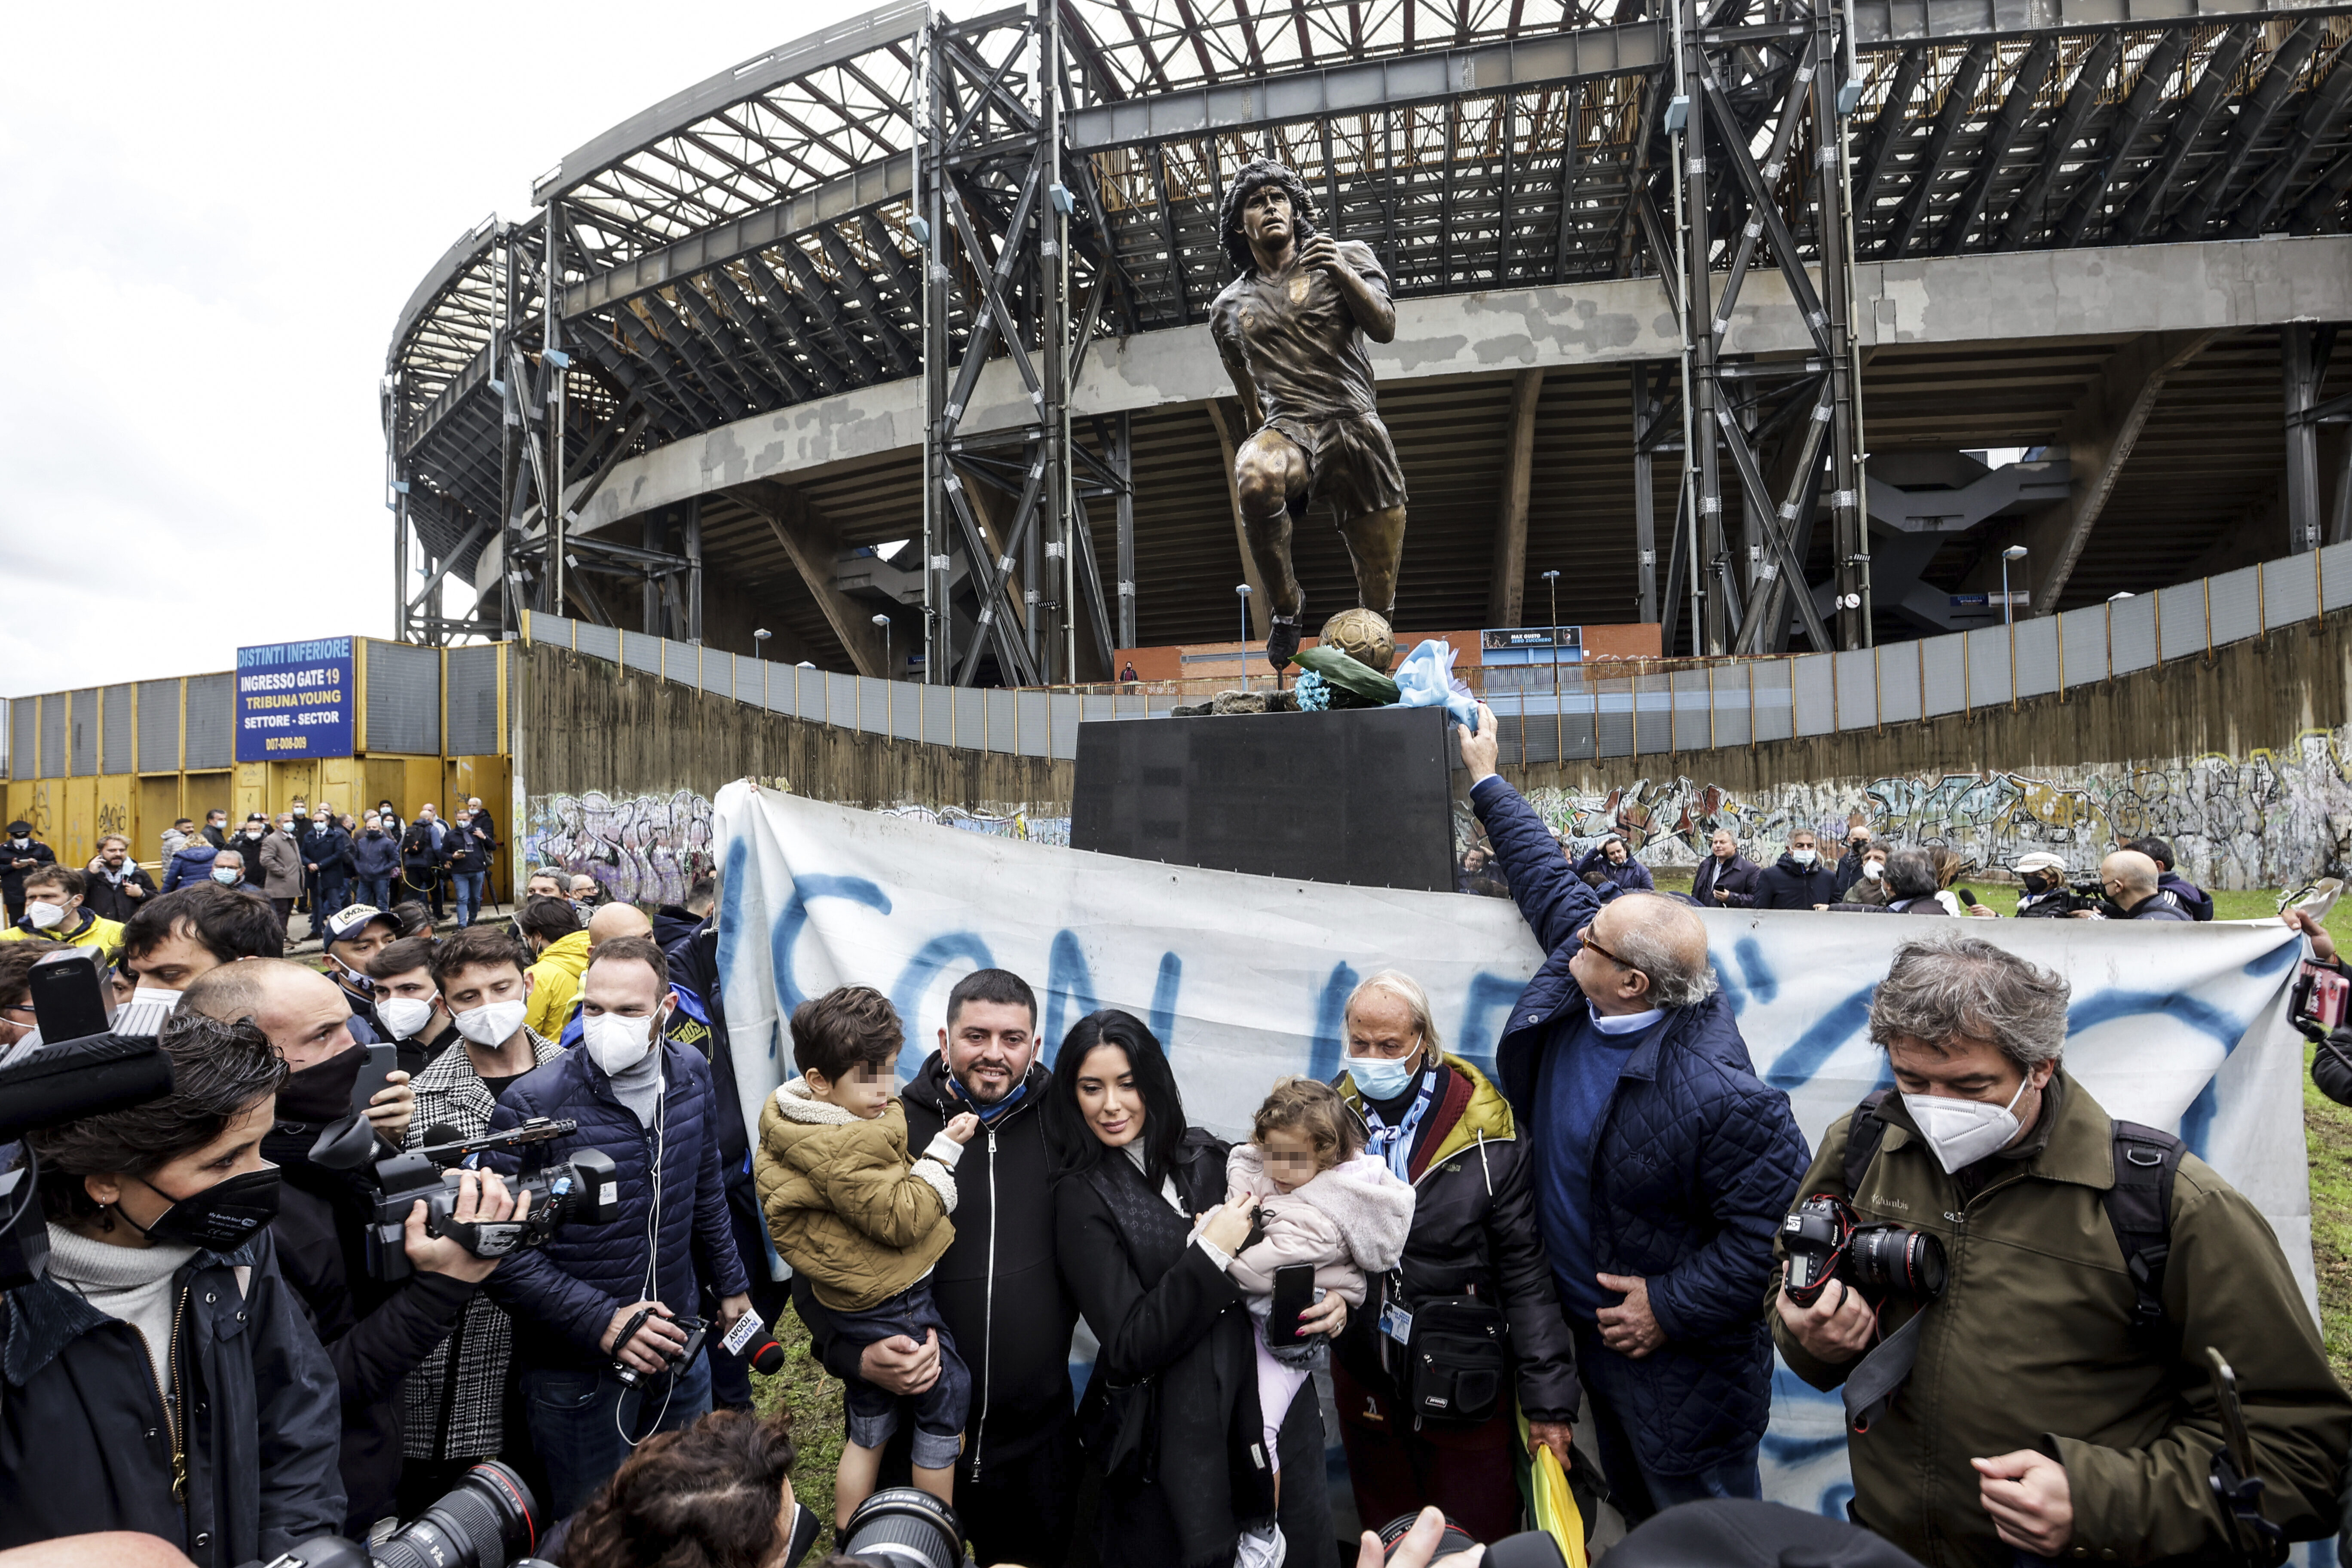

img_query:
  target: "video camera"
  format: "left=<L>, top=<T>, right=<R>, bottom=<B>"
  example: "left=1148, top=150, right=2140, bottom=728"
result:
left=235, top=1460, right=551, bottom=1568
left=311, top=1115, right=619, bottom=1282
left=1781, top=1193, right=1947, bottom=1307
left=0, top=949, right=174, bottom=1289
left=2055, top=875, right=2114, bottom=916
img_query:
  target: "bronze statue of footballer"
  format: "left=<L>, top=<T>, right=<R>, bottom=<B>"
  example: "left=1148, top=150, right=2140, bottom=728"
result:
left=1209, top=160, right=1409, bottom=670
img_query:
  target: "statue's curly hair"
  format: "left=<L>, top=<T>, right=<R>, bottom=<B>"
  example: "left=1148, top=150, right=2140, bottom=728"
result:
left=1221, top=159, right=1320, bottom=276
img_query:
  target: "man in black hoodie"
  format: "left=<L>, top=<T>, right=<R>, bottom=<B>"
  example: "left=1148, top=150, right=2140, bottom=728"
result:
left=183, top=959, right=521, bottom=1537
left=1752, top=827, right=1838, bottom=909
left=793, top=967, right=1080, bottom=1568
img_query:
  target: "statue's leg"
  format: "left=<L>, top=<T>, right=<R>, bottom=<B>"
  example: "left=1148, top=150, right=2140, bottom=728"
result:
left=1336, top=505, right=1407, bottom=618
left=1234, top=428, right=1308, bottom=619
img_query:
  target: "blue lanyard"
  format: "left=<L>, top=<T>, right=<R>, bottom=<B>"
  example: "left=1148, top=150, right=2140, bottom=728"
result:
left=1363, top=1069, right=1437, bottom=1182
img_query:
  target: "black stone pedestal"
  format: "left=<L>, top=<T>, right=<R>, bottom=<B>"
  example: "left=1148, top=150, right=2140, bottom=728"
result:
left=1070, top=704, right=1460, bottom=891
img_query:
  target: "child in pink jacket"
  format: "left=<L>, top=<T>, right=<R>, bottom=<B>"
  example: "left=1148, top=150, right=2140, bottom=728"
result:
left=1223, top=1076, right=1416, bottom=1490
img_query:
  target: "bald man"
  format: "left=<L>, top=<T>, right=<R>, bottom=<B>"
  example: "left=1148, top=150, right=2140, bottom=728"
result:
left=2092, top=848, right=2193, bottom=922
left=586, top=901, right=652, bottom=947
left=181, top=960, right=519, bottom=1534
left=1458, top=702, right=1808, bottom=1522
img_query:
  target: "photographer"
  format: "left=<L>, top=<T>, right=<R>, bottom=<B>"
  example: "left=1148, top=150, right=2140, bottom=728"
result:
left=481, top=934, right=752, bottom=1515
left=182, top=960, right=499, bottom=1536
left=560, top=1407, right=814, bottom=1568
left=0, top=1011, right=345, bottom=1563
left=2089, top=849, right=2193, bottom=922
left=1772, top=933, right=2350, bottom=1565
left=2010, top=851, right=2075, bottom=918
left=396, top=925, right=563, bottom=1512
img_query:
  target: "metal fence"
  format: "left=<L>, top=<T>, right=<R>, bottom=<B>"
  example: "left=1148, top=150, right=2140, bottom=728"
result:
left=522, top=540, right=2352, bottom=766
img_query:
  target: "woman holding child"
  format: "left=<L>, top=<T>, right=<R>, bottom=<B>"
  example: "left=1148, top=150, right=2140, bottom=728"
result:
left=1047, top=1010, right=1365, bottom=1568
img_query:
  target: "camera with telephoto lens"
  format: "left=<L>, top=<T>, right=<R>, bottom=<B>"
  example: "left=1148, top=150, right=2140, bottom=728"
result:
left=234, top=1461, right=550, bottom=1568
left=1375, top=1513, right=1569, bottom=1566
left=0, top=949, right=174, bottom=1289
left=2061, top=876, right=2116, bottom=916
left=311, top=1114, right=621, bottom=1282
left=1781, top=1193, right=1948, bottom=1308
left=833, top=1488, right=976, bottom=1568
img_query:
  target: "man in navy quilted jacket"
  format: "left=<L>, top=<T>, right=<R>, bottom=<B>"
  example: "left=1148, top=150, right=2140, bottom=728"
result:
left=481, top=933, right=753, bottom=1514
left=1460, top=702, right=1810, bottom=1523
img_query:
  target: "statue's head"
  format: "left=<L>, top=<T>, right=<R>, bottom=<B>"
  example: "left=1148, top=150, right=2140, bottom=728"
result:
left=1222, top=159, right=1321, bottom=276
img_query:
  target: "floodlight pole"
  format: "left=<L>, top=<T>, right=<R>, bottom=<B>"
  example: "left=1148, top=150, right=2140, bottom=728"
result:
left=1543, top=569, right=1562, bottom=707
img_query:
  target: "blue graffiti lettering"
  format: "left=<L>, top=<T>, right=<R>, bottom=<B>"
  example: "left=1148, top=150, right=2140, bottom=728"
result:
left=1044, top=930, right=1103, bottom=1061
left=1737, top=937, right=1779, bottom=1005
left=1762, top=986, right=1878, bottom=1093
left=1454, top=973, right=1528, bottom=1075
left=1149, top=953, right=1183, bottom=1051
left=1306, top=962, right=1361, bottom=1083
left=770, top=874, right=891, bottom=1047
left=890, top=933, right=998, bottom=1078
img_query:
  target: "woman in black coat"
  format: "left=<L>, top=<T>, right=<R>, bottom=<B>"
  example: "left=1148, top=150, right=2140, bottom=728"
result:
left=1049, top=1011, right=1342, bottom=1568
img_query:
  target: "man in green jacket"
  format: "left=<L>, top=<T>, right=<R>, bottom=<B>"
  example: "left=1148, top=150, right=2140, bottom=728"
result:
left=1773, top=932, right=2349, bottom=1566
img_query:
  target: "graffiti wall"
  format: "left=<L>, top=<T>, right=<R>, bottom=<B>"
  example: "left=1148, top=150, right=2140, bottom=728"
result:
left=522, top=789, right=719, bottom=907
left=1494, top=725, right=2352, bottom=890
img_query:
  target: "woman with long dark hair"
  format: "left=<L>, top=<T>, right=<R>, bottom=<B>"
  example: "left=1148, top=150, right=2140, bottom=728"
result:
left=1047, top=1010, right=1341, bottom=1568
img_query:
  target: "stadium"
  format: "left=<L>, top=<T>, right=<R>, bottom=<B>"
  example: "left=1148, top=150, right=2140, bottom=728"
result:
left=385, top=0, right=2352, bottom=686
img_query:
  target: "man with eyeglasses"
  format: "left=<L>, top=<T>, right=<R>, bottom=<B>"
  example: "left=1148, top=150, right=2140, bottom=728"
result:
left=1458, top=701, right=1809, bottom=1525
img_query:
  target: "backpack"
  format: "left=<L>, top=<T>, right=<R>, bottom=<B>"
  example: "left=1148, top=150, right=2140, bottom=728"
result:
left=1842, top=1088, right=2181, bottom=1332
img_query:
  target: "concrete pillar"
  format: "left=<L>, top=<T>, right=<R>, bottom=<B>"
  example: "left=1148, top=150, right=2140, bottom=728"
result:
left=734, top=480, right=889, bottom=678
left=2284, top=322, right=2326, bottom=554
left=1487, top=369, right=1544, bottom=629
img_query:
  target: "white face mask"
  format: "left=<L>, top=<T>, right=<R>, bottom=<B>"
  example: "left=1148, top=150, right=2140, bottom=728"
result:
left=1791, top=848, right=1818, bottom=867
left=1862, top=861, right=1883, bottom=881
left=1902, top=1072, right=2035, bottom=1174
left=583, top=1008, right=664, bottom=1076
left=453, top=998, right=527, bottom=1047
left=376, top=995, right=439, bottom=1041
left=24, top=901, right=66, bottom=930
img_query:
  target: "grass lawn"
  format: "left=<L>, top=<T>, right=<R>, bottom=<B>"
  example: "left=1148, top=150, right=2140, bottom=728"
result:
left=751, top=1309, right=846, bottom=1530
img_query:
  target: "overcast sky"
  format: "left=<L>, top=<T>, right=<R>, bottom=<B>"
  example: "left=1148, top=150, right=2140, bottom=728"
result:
left=0, top=0, right=891, bottom=707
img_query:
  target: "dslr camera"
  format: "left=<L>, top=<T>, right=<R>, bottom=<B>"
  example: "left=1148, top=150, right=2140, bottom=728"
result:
left=235, top=1460, right=549, bottom=1568
left=313, top=1115, right=620, bottom=1282
left=1781, top=1193, right=1947, bottom=1307
left=0, top=949, right=175, bottom=1289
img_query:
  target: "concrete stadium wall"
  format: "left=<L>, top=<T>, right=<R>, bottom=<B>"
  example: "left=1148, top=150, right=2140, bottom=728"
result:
left=513, top=643, right=1074, bottom=900
left=1500, top=610, right=2352, bottom=890
left=517, top=609, right=2352, bottom=897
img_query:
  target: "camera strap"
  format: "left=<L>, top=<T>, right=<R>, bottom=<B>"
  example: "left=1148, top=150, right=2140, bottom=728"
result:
left=1841, top=1305, right=1926, bottom=1434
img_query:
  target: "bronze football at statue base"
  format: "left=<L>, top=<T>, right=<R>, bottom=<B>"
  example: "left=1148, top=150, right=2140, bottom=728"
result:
left=1211, top=160, right=1410, bottom=671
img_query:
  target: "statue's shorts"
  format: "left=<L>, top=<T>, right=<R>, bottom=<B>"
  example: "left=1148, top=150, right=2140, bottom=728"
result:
left=1263, top=410, right=1409, bottom=520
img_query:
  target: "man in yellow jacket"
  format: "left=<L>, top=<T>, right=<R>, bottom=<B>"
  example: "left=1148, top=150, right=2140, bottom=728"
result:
left=1, top=866, right=125, bottom=964
left=519, top=895, right=591, bottom=1041
left=1772, top=932, right=2349, bottom=1566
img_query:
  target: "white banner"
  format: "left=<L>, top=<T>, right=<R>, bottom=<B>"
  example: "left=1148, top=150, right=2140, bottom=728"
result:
left=713, top=782, right=2317, bottom=1528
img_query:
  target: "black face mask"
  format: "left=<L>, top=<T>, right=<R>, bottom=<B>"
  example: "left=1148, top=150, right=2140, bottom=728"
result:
left=122, top=1167, right=282, bottom=1251
left=2021, top=873, right=2052, bottom=896
left=276, top=1046, right=366, bottom=1125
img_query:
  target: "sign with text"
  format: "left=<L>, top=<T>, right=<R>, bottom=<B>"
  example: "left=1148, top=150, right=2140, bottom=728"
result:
left=236, top=637, right=355, bottom=761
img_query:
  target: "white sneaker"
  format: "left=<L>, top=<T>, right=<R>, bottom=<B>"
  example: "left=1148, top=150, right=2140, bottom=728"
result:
left=1234, top=1523, right=1286, bottom=1568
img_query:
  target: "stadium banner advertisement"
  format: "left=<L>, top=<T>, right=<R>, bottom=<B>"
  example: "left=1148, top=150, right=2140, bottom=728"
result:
left=714, top=782, right=2318, bottom=1526
left=235, top=637, right=355, bottom=762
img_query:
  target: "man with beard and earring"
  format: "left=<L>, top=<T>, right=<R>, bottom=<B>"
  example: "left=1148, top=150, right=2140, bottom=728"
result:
left=182, top=959, right=524, bottom=1539
left=395, top=923, right=565, bottom=1514
left=1, top=1011, right=346, bottom=1563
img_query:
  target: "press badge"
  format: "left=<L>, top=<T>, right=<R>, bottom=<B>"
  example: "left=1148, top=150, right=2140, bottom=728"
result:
left=1380, top=1301, right=1413, bottom=1344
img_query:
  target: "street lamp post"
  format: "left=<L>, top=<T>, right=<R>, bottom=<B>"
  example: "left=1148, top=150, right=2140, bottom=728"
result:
left=873, top=613, right=893, bottom=680
left=1541, top=568, right=1562, bottom=708
left=1235, top=584, right=1253, bottom=694
left=753, top=628, right=772, bottom=709
left=2001, top=545, right=2029, bottom=628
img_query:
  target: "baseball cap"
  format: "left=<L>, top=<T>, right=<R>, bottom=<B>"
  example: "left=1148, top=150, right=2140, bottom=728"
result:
left=322, top=905, right=398, bottom=947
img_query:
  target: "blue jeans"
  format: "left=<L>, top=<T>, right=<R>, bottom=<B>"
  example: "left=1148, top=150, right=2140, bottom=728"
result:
left=521, top=1352, right=713, bottom=1518
left=830, top=1283, right=971, bottom=1470
left=315, top=876, right=349, bottom=923
left=355, top=876, right=392, bottom=910
left=452, top=871, right=486, bottom=926
left=1585, top=1380, right=1761, bottom=1524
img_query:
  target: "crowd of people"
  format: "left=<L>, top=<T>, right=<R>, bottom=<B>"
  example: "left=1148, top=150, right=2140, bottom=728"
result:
left=0, top=717, right=2344, bottom=1568
left=1465, top=804, right=2218, bottom=926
